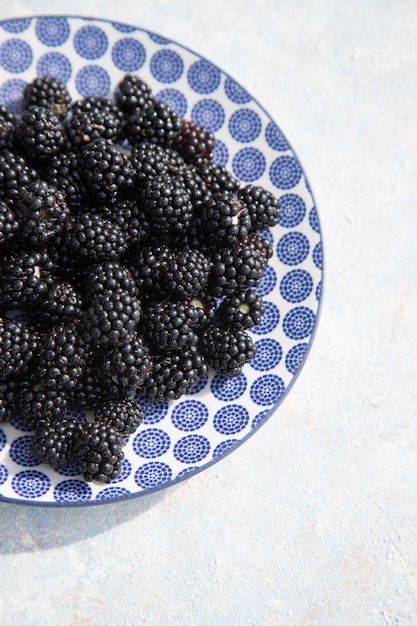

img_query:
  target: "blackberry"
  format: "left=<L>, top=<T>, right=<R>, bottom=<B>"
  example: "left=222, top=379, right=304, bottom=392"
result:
left=69, top=359, right=118, bottom=411
left=179, top=164, right=212, bottom=214
left=101, top=333, right=150, bottom=398
left=0, top=317, right=38, bottom=378
left=15, top=105, right=66, bottom=161
left=125, top=100, right=181, bottom=147
left=80, top=138, right=134, bottom=203
left=185, top=292, right=217, bottom=331
left=23, top=76, right=72, bottom=120
left=18, top=380, right=69, bottom=427
left=32, top=417, right=81, bottom=468
left=36, top=323, right=86, bottom=392
left=202, top=191, right=251, bottom=247
left=0, top=150, right=39, bottom=207
left=199, top=325, right=256, bottom=377
left=65, top=108, right=122, bottom=147
left=139, top=174, right=193, bottom=233
left=100, top=199, right=148, bottom=248
left=238, top=184, right=280, bottom=230
left=70, top=96, right=124, bottom=134
left=173, top=119, right=216, bottom=163
left=140, top=300, right=198, bottom=353
left=95, top=398, right=144, bottom=436
left=0, top=377, right=20, bottom=423
left=0, top=249, right=56, bottom=310
left=217, top=289, right=265, bottom=329
left=197, top=160, right=240, bottom=196
left=14, top=179, right=70, bottom=246
left=81, top=288, right=141, bottom=347
left=0, top=200, right=19, bottom=246
left=37, top=280, right=84, bottom=325
left=74, top=422, right=125, bottom=482
left=244, top=231, right=273, bottom=262
left=142, top=345, right=208, bottom=403
left=82, top=261, right=138, bottom=301
left=130, top=141, right=171, bottom=185
left=0, top=105, right=16, bottom=151
left=115, top=74, right=153, bottom=113
left=160, top=247, right=211, bottom=300
left=128, top=243, right=171, bottom=297
left=43, top=149, right=90, bottom=212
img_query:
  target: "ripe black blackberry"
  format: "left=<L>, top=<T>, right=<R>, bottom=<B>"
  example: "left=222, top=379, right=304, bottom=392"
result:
left=0, top=200, right=19, bottom=247
left=238, top=184, right=280, bottom=230
left=74, top=422, right=125, bottom=482
left=15, top=105, right=66, bottom=161
left=37, top=280, right=84, bottom=326
left=202, top=191, right=251, bottom=247
left=139, top=174, right=193, bottom=234
left=36, top=323, right=86, bottom=392
left=142, top=345, right=208, bottom=403
left=197, top=160, right=240, bottom=196
left=130, top=141, right=171, bottom=185
left=100, top=199, right=148, bottom=248
left=14, top=179, right=70, bottom=247
left=0, top=105, right=16, bottom=151
left=125, top=100, right=181, bottom=147
left=43, top=149, right=90, bottom=213
left=185, top=292, right=217, bottom=332
left=140, top=300, right=198, bottom=353
left=207, top=238, right=268, bottom=297
left=160, top=247, right=211, bottom=300
left=23, top=76, right=72, bottom=120
left=0, top=150, right=39, bottom=207
left=0, top=317, right=38, bottom=378
left=70, top=96, right=124, bottom=134
left=95, top=398, right=144, bottom=436
left=32, top=417, right=81, bottom=468
left=128, top=243, right=171, bottom=297
left=18, top=378, right=69, bottom=427
left=82, top=260, right=138, bottom=301
left=173, top=119, right=216, bottom=163
left=0, top=377, right=20, bottom=423
left=244, top=231, right=273, bottom=262
left=0, top=249, right=56, bottom=310
left=65, top=108, right=122, bottom=147
left=199, top=325, right=256, bottom=377
left=217, top=289, right=265, bottom=329
left=80, top=288, right=141, bottom=347
left=80, top=138, right=134, bottom=203
left=101, top=333, right=150, bottom=398
left=115, top=74, right=153, bottom=113
left=68, top=361, right=118, bottom=411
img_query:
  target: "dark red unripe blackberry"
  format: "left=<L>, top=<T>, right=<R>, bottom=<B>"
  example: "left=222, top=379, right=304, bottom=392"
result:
left=238, top=184, right=280, bottom=230
left=81, top=288, right=141, bottom=347
left=199, top=325, right=256, bottom=377
left=0, top=150, right=39, bottom=207
left=140, top=300, right=198, bottom=353
left=0, top=105, right=16, bottom=151
left=32, top=417, right=81, bottom=468
left=23, top=76, right=72, bottom=120
left=115, top=74, right=153, bottom=113
left=0, top=249, right=56, bottom=310
left=74, top=422, right=125, bottom=483
left=0, top=200, right=19, bottom=246
left=125, top=100, right=181, bottom=147
left=173, top=119, right=216, bottom=163
left=80, top=138, right=134, bottom=203
left=15, top=105, right=66, bottom=161
left=217, top=289, right=265, bottom=329
left=95, top=398, right=144, bottom=436
left=139, top=174, right=193, bottom=233
left=0, top=317, right=38, bottom=379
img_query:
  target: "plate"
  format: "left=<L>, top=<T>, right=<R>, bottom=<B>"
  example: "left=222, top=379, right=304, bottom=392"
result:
left=0, top=15, right=323, bottom=506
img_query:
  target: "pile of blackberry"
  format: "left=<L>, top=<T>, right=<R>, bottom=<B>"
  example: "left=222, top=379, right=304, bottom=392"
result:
left=0, top=74, right=280, bottom=482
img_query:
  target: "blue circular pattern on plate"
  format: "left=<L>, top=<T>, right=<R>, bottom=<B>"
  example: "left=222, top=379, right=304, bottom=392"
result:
left=265, top=121, right=290, bottom=151
left=191, top=98, right=225, bottom=132
left=213, top=405, right=250, bottom=435
left=276, top=231, right=310, bottom=266
left=280, top=269, right=314, bottom=303
left=228, top=108, right=262, bottom=143
left=37, top=52, right=72, bottom=83
left=270, top=155, right=303, bottom=190
left=112, top=38, right=146, bottom=72
left=132, top=428, right=171, bottom=459
left=250, top=374, right=286, bottom=406
left=156, top=88, right=187, bottom=117
left=0, top=39, right=32, bottom=73
left=9, top=435, right=40, bottom=467
left=211, top=373, right=247, bottom=401
left=74, top=26, right=108, bottom=60
left=0, top=15, right=322, bottom=506
left=171, top=400, right=209, bottom=431
left=251, top=338, right=283, bottom=371
left=35, top=17, right=70, bottom=47
left=12, top=470, right=51, bottom=499
left=282, top=306, right=316, bottom=340
left=173, top=434, right=211, bottom=464
left=224, top=76, right=251, bottom=104
left=188, top=375, right=209, bottom=395
left=150, top=49, right=183, bottom=83
left=187, top=59, right=221, bottom=94
left=53, top=479, right=92, bottom=503
left=232, top=147, right=266, bottom=182
left=135, top=461, right=172, bottom=489
left=277, top=194, right=307, bottom=228
left=10, top=414, right=37, bottom=432
left=285, top=343, right=308, bottom=374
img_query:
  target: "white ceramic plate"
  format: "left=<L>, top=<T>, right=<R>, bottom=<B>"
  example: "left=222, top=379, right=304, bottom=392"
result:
left=0, top=15, right=323, bottom=506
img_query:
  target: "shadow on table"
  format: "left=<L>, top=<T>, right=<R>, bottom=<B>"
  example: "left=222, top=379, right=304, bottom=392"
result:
left=0, top=486, right=170, bottom=554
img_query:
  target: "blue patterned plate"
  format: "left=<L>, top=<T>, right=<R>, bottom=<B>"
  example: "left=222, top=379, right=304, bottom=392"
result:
left=0, top=16, right=323, bottom=506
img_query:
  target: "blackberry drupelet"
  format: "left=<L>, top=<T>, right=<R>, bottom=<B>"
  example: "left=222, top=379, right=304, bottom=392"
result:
left=80, top=138, right=134, bottom=203
left=0, top=317, right=38, bottom=378
left=160, top=247, right=211, bottom=300
left=101, top=333, right=150, bottom=398
left=217, top=289, right=265, bottom=329
left=125, top=100, right=181, bottom=147
left=23, top=76, right=72, bottom=120
left=202, top=191, right=251, bottom=246
left=140, top=300, right=198, bottom=353
left=0, top=150, right=39, bottom=207
left=238, top=184, right=280, bottom=230
left=139, top=174, right=193, bottom=234
left=0, top=105, right=16, bottom=151
left=199, top=325, right=256, bottom=377
left=95, top=398, right=144, bottom=436
left=115, top=74, right=153, bottom=113
left=0, top=249, right=56, bottom=310
left=14, top=179, right=70, bottom=247
left=81, top=288, right=141, bottom=347
left=0, top=200, right=19, bottom=246
left=74, top=422, right=125, bottom=482
left=36, top=323, right=86, bottom=392
left=32, top=417, right=81, bottom=468
left=15, top=105, right=66, bottom=160
left=173, top=119, right=216, bottom=163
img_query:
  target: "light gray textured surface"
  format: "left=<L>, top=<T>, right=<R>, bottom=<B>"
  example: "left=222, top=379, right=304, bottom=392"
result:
left=1, top=1, right=417, bottom=624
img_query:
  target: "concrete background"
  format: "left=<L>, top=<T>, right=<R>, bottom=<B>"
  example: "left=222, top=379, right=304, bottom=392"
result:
left=1, top=1, right=417, bottom=624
